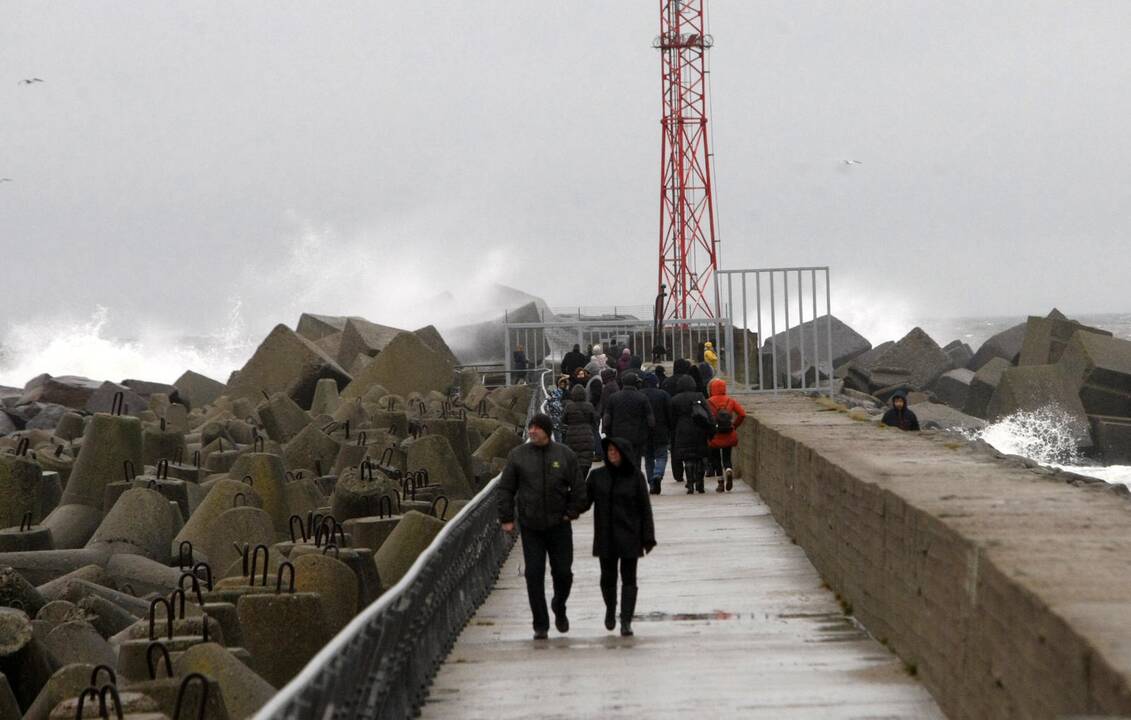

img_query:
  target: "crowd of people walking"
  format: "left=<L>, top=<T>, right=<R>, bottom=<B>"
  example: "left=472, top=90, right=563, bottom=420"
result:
left=500, top=340, right=743, bottom=640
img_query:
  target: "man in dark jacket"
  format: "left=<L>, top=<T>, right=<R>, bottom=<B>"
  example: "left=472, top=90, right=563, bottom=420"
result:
left=670, top=374, right=711, bottom=494
left=641, top=373, right=673, bottom=494
left=561, top=344, right=588, bottom=379
left=601, top=371, right=655, bottom=466
left=881, top=389, right=921, bottom=431
left=499, top=414, right=587, bottom=639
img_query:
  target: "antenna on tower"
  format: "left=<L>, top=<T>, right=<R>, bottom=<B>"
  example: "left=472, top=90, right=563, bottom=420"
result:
left=655, top=0, right=720, bottom=320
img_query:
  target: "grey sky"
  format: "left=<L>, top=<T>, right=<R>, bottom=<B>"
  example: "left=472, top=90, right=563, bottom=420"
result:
left=3, top=1, right=1129, bottom=340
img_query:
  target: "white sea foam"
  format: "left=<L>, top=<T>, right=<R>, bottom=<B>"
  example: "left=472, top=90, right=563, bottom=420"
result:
left=971, top=405, right=1131, bottom=489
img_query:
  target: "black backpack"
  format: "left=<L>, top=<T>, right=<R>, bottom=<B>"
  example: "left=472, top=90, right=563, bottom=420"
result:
left=690, top=399, right=715, bottom=433
left=714, top=407, right=734, bottom=433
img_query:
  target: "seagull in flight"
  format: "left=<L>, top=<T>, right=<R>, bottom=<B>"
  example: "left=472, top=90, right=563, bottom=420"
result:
left=19, top=78, right=44, bottom=85
left=0, top=178, right=12, bottom=183
left=843, top=159, right=863, bottom=166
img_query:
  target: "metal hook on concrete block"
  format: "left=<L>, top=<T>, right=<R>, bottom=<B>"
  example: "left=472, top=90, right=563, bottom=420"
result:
left=147, top=641, right=174, bottom=680
left=276, top=561, right=295, bottom=594
left=173, top=673, right=210, bottom=720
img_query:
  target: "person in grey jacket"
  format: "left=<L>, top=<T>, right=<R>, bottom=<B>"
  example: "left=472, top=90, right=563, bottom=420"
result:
left=498, top=414, right=587, bottom=639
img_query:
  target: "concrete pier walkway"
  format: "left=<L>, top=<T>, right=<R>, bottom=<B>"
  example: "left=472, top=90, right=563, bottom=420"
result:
left=420, top=471, right=942, bottom=718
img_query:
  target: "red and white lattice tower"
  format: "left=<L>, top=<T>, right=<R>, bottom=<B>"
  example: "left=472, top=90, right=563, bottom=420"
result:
left=655, top=0, right=719, bottom=320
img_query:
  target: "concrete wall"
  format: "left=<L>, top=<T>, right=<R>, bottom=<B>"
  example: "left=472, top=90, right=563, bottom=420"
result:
left=734, top=396, right=1131, bottom=720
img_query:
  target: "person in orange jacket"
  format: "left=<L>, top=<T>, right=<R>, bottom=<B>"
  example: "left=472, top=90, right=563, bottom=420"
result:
left=706, top=377, right=747, bottom=492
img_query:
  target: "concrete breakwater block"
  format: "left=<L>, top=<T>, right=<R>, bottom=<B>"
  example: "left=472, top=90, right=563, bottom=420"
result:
left=47, top=690, right=162, bottom=719
left=0, top=607, right=54, bottom=714
left=257, top=393, right=309, bottom=444
left=237, top=591, right=331, bottom=688
left=968, top=321, right=1027, bottom=371
left=1018, top=309, right=1112, bottom=367
left=419, top=417, right=473, bottom=488
left=1059, top=331, right=1131, bottom=418
left=473, top=426, right=523, bottom=463
left=174, top=479, right=264, bottom=558
left=963, top=357, right=1012, bottom=420
left=309, top=378, right=342, bottom=417
left=290, top=544, right=383, bottom=607
left=341, top=331, right=455, bottom=401
left=226, top=454, right=289, bottom=534
left=932, top=368, right=975, bottom=410
left=41, top=620, right=115, bottom=668
left=987, top=364, right=1093, bottom=445
left=53, top=412, right=85, bottom=442
left=17, top=375, right=102, bottom=410
left=282, top=424, right=340, bottom=476
left=0, top=452, right=44, bottom=530
left=141, top=425, right=187, bottom=468
left=942, top=339, right=974, bottom=369
left=0, top=566, right=46, bottom=617
left=174, top=642, right=275, bottom=719
left=403, top=435, right=474, bottom=499
left=225, top=324, right=351, bottom=410
left=290, top=553, right=357, bottom=634
left=20, top=663, right=96, bottom=720
left=74, top=594, right=137, bottom=638
left=762, top=314, right=872, bottom=386
left=374, top=511, right=444, bottom=588
left=0, top=522, right=53, bottom=553
left=1089, top=416, right=1131, bottom=464
left=0, top=549, right=108, bottom=587
left=84, top=382, right=147, bottom=417
left=199, top=507, right=276, bottom=577
left=61, top=413, right=143, bottom=509
left=174, top=370, right=226, bottom=410
left=116, top=673, right=229, bottom=720
left=85, top=488, right=180, bottom=562
left=330, top=468, right=400, bottom=522
left=342, top=516, right=400, bottom=555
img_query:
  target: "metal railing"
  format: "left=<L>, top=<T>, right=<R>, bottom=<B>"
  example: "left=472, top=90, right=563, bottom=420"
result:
left=717, top=267, right=834, bottom=395
left=504, top=317, right=728, bottom=383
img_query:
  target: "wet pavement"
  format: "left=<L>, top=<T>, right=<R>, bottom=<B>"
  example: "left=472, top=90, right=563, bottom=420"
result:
left=419, top=472, right=944, bottom=719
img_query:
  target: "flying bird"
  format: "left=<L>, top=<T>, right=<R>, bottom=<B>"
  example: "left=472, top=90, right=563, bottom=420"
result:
left=843, top=159, right=863, bottom=165
left=19, top=78, right=44, bottom=85
left=0, top=178, right=12, bottom=183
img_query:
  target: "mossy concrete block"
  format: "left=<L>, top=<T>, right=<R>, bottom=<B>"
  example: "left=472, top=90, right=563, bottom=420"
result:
left=374, top=511, right=444, bottom=588
left=84, top=382, right=147, bottom=417
left=225, top=324, right=351, bottom=410
left=86, top=488, right=179, bottom=561
left=174, top=479, right=263, bottom=558
left=47, top=690, right=160, bottom=719
left=291, top=553, right=357, bottom=634
left=424, top=417, right=474, bottom=486
left=472, top=426, right=523, bottom=463
left=174, top=641, right=276, bottom=719
left=256, top=393, right=310, bottom=444
left=413, top=325, right=459, bottom=367
left=141, top=427, right=187, bottom=468
left=309, top=377, right=341, bottom=416
left=341, top=516, right=399, bottom=555
left=41, top=620, right=115, bottom=668
left=0, top=607, right=53, bottom=714
left=236, top=592, right=331, bottom=687
left=174, top=371, right=226, bottom=410
left=0, top=453, right=43, bottom=529
left=341, top=331, right=455, bottom=402
left=329, top=468, right=399, bottom=522
left=62, top=414, right=143, bottom=509
left=34, top=565, right=110, bottom=603
left=403, top=435, right=474, bottom=500
left=0, top=550, right=107, bottom=587
left=104, top=554, right=182, bottom=596
left=0, top=524, right=53, bottom=553
left=20, top=663, right=95, bottom=720
left=75, top=594, right=137, bottom=638
left=54, top=413, right=85, bottom=442
left=199, top=507, right=276, bottom=577
left=225, top=453, right=288, bottom=535
left=282, top=424, right=340, bottom=476
left=117, top=675, right=228, bottom=720
left=0, top=566, right=46, bottom=616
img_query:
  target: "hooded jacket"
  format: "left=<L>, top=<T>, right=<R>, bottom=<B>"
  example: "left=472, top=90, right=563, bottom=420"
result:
left=662, top=358, right=691, bottom=396
left=562, top=384, right=598, bottom=464
left=703, top=342, right=719, bottom=370
left=670, top=374, right=711, bottom=460
left=601, top=378, right=655, bottom=449
left=707, top=378, right=747, bottom=449
left=498, top=440, right=586, bottom=530
left=584, top=437, right=656, bottom=559
left=616, top=348, right=633, bottom=372
left=881, top=390, right=921, bottom=432
left=598, top=368, right=620, bottom=416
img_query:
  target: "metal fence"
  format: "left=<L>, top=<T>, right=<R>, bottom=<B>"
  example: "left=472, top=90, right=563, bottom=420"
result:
left=504, top=317, right=727, bottom=384
left=717, top=267, right=834, bottom=395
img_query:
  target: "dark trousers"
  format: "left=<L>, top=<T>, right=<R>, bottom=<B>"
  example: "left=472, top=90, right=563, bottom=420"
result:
left=673, top=457, right=704, bottom=484
left=520, top=523, right=574, bottom=631
left=599, top=556, right=638, bottom=588
left=708, top=446, right=733, bottom=476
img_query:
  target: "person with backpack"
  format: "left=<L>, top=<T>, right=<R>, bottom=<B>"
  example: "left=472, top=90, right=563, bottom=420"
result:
left=601, top=371, right=655, bottom=467
left=670, top=374, right=712, bottom=494
left=584, top=437, right=656, bottom=637
left=706, top=378, right=747, bottom=493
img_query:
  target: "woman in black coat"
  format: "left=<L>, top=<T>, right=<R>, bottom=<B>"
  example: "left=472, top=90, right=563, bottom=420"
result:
left=561, top=384, right=598, bottom=473
left=670, top=374, right=710, bottom=494
left=585, top=437, right=657, bottom=636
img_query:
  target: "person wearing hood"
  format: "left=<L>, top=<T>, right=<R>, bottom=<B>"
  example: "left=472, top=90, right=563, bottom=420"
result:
left=688, top=364, right=705, bottom=394
left=882, top=390, right=920, bottom=431
left=498, top=414, right=587, bottom=639
left=641, top=372, right=673, bottom=494
left=598, top=368, right=620, bottom=417
left=670, top=374, right=711, bottom=494
left=585, top=437, right=656, bottom=637
left=561, top=344, right=588, bottom=379
left=697, top=359, right=715, bottom=386
left=703, top=341, right=719, bottom=373
left=616, top=347, right=633, bottom=373
left=562, top=384, right=598, bottom=472
left=570, top=366, right=590, bottom=388
left=591, top=344, right=608, bottom=370
left=585, top=373, right=605, bottom=460
left=602, top=371, right=655, bottom=464
left=706, top=378, right=747, bottom=492
left=662, top=358, right=690, bottom=396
